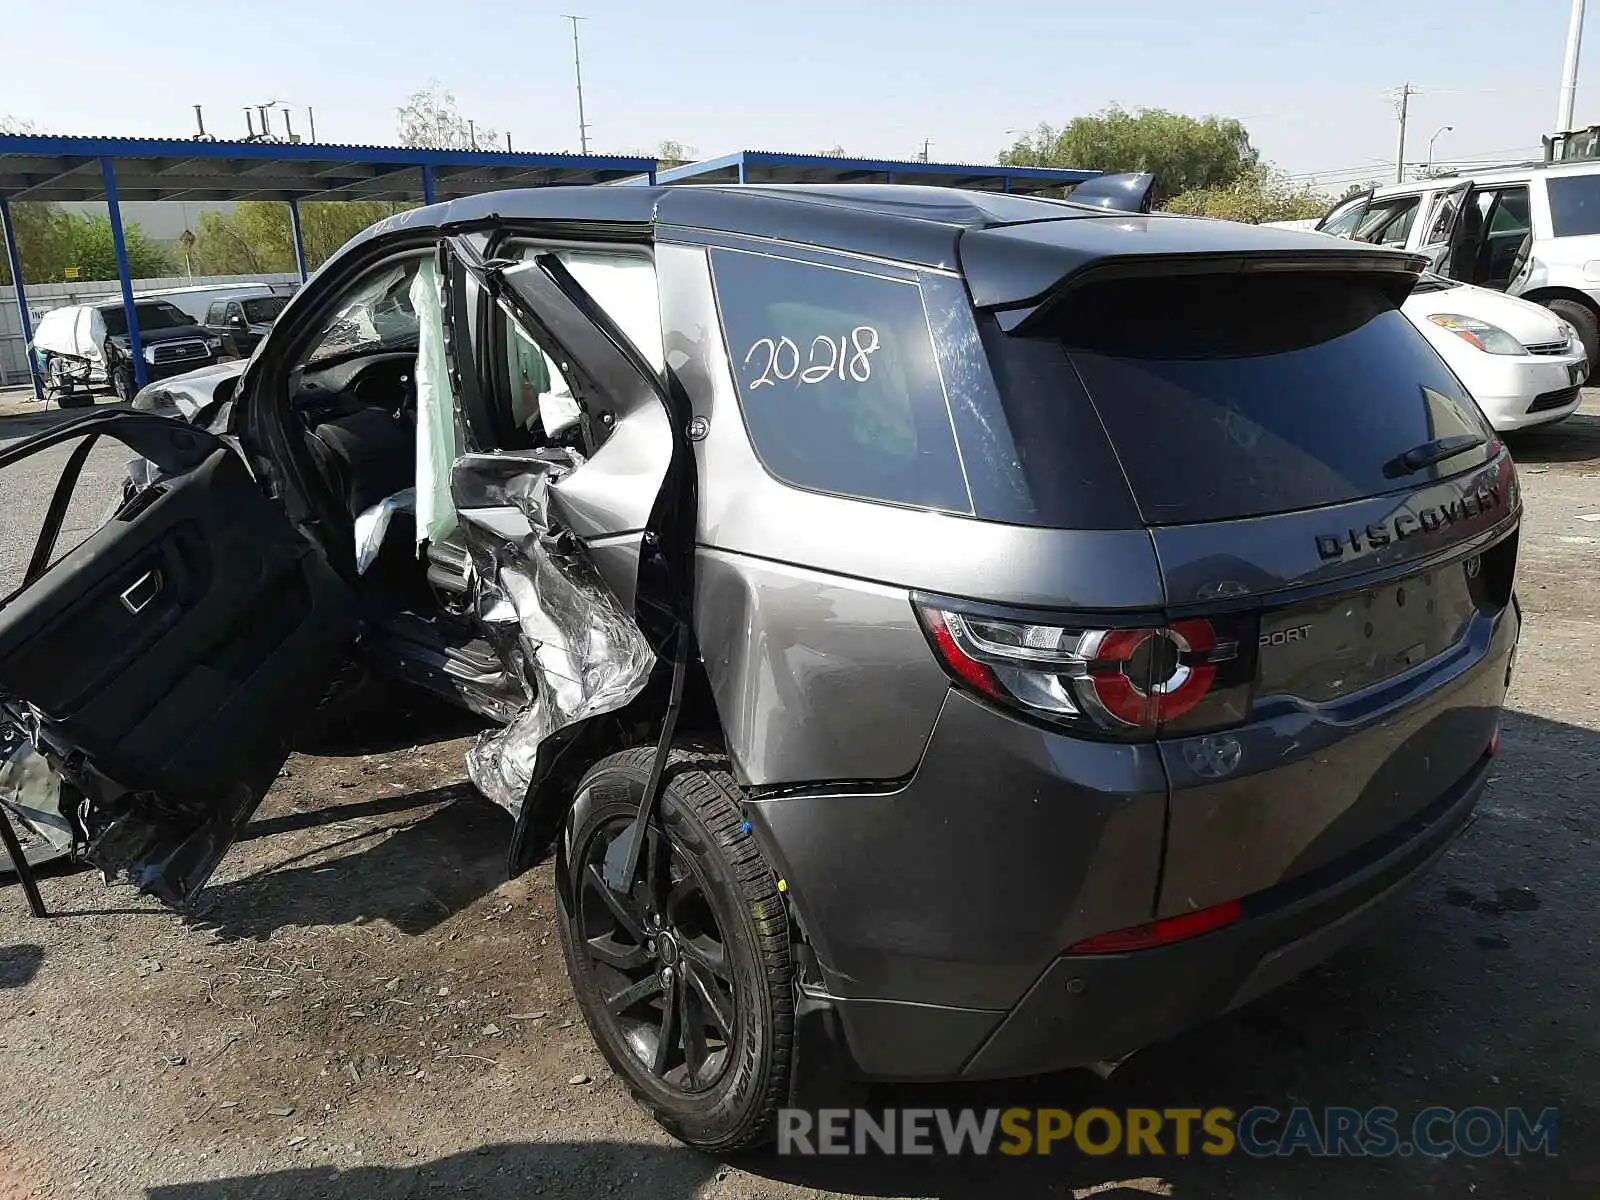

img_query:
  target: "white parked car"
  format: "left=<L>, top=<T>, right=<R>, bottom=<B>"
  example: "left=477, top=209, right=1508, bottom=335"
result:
left=1404, top=274, right=1587, bottom=431
left=1310, top=161, right=1600, bottom=379
left=1265, top=218, right=1587, bottom=432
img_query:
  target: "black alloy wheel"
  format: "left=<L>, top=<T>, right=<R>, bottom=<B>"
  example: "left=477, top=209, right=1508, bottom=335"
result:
left=558, top=748, right=793, bottom=1150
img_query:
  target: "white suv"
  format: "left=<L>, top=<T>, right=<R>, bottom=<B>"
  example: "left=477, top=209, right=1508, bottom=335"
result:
left=1316, top=160, right=1600, bottom=377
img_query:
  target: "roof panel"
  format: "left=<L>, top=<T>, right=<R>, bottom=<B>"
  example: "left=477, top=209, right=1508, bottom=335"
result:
left=655, top=149, right=1096, bottom=194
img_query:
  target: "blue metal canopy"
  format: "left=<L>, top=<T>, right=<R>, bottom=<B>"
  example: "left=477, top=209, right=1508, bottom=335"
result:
left=0, top=135, right=656, bottom=203
left=0, top=135, right=659, bottom=398
left=654, top=149, right=1096, bottom=194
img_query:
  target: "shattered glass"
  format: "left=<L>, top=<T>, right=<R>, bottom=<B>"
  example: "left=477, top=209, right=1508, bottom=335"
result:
left=461, top=450, right=655, bottom=818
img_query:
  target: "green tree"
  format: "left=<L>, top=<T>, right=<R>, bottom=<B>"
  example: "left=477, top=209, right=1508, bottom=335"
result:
left=193, top=201, right=413, bottom=275
left=1001, top=106, right=1258, bottom=202
left=51, top=213, right=176, bottom=280
left=1163, top=165, right=1331, bottom=225
left=658, top=140, right=696, bottom=168
left=0, top=203, right=64, bottom=285
left=2, top=208, right=174, bottom=283
left=397, top=81, right=498, bottom=150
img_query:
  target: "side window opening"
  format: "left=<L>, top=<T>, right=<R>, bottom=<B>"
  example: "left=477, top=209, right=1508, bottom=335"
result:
left=282, top=253, right=431, bottom=589
left=708, top=248, right=971, bottom=514
left=1355, top=197, right=1420, bottom=247
left=482, top=244, right=663, bottom=456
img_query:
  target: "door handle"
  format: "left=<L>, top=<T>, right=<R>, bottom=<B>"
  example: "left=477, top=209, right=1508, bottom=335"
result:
left=120, top=569, right=163, bottom=615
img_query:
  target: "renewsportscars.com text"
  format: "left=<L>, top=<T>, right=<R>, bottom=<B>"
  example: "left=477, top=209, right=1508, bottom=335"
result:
left=777, top=1106, right=1559, bottom=1158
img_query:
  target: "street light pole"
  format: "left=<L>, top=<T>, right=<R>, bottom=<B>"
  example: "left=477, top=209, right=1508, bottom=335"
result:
left=1559, top=0, right=1587, bottom=133
left=563, top=14, right=591, bottom=154
left=1427, top=125, right=1454, bottom=170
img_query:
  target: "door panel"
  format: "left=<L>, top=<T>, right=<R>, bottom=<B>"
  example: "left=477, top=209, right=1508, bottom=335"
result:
left=0, top=411, right=354, bottom=905
left=1419, top=181, right=1471, bottom=274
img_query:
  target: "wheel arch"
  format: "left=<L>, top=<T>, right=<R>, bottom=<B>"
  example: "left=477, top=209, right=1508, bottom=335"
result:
left=507, top=653, right=730, bottom=876
left=1517, top=284, right=1600, bottom=316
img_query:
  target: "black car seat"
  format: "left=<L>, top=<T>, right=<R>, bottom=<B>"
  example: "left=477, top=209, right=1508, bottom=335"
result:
left=304, top=404, right=416, bottom=519
left=304, top=404, right=432, bottom=609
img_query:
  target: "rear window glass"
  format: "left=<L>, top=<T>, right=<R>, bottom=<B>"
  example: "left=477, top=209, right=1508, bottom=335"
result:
left=1546, top=174, right=1600, bottom=236
left=1022, top=272, right=1493, bottom=526
left=710, top=250, right=970, bottom=513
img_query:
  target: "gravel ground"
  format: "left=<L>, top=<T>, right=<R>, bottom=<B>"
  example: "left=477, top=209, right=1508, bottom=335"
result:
left=0, top=388, right=1594, bottom=1198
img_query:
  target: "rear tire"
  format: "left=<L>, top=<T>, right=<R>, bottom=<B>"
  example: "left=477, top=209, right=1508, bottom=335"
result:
left=558, top=748, right=793, bottom=1151
left=1544, top=298, right=1598, bottom=383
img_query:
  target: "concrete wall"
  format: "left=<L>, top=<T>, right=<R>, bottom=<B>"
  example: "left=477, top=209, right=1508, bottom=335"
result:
left=0, top=272, right=299, bottom=384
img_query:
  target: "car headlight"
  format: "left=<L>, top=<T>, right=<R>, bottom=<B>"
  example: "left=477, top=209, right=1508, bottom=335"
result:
left=141, top=345, right=159, bottom=364
left=203, top=335, right=222, bottom=350
left=1427, top=313, right=1528, bottom=355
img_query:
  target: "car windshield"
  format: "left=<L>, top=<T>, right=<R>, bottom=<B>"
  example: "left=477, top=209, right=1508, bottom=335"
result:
left=242, top=296, right=288, bottom=324
left=1546, top=174, right=1600, bottom=236
left=305, top=260, right=421, bottom=363
left=100, top=301, right=193, bottom=336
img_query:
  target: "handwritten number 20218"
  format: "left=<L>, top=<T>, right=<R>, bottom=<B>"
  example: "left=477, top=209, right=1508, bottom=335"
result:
left=744, top=326, right=880, bottom=390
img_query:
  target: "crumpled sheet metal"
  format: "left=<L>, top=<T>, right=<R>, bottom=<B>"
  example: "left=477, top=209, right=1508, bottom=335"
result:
left=0, top=726, right=74, bottom=854
left=463, top=452, right=655, bottom=818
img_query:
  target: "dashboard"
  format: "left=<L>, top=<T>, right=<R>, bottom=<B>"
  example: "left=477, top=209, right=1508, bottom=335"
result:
left=293, top=351, right=416, bottom=425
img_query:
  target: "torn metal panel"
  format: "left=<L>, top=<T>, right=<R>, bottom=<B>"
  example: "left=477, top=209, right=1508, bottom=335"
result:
left=457, top=450, right=655, bottom=819
left=0, top=723, right=75, bottom=856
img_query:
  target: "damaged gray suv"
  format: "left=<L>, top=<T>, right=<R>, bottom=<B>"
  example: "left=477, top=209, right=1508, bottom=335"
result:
left=0, top=183, right=1521, bottom=1151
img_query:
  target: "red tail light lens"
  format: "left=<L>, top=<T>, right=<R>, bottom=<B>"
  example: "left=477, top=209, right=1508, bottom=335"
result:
left=916, top=604, right=1256, bottom=738
left=1065, top=898, right=1245, bottom=954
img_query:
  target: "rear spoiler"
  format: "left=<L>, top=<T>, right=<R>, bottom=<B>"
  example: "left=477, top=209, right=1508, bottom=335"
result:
left=1065, top=172, right=1157, bottom=214
left=960, top=216, right=1428, bottom=332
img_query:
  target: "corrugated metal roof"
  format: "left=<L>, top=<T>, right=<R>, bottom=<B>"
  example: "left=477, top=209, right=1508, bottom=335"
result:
left=0, top=134, right=657, bottom=203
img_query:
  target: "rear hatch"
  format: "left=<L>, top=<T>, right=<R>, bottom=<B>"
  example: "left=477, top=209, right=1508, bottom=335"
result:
left=964, top=222, right=1520, bottom=914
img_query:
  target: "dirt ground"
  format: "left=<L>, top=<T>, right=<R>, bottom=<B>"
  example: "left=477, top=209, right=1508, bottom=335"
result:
left=0, top=390, right=1595, bottom=1198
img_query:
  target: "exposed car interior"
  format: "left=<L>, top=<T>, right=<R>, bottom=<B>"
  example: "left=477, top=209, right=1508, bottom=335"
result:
left=280, top=246, right=647, bottom=713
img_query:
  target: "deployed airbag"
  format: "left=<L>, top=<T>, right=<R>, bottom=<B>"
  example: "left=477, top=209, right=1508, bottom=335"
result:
left=411, top=258, right=459, bottom=546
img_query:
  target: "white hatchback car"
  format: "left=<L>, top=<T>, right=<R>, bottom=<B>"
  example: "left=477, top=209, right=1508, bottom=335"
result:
left=1265, top=221, right=1585, bottom=432
left=1404, top=273, right=1587, bottom=431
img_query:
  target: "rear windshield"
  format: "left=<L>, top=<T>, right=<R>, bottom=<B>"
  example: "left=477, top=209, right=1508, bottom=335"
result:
left=1546, top=174, right=1600, bottom=236
left=1011, top=272, right=1493, bottom=526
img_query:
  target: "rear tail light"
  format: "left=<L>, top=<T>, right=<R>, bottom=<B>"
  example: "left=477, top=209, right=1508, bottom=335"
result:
left=916, top=603, right=1258, bottom=738
left=1064, top=898, right=1245, bottom=954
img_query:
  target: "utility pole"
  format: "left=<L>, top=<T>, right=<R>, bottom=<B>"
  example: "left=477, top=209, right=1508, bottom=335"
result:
left=1559, top=0, right=1587, bottom=133
left=920, top=138, right=932, bottom=162
left=1394, top=82, right=1415, bottom=183
left=563, top=14, right=591, bottom=154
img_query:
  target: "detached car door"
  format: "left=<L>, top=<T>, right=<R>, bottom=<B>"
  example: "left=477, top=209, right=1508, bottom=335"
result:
left=0, top=411, right=354, bottom=906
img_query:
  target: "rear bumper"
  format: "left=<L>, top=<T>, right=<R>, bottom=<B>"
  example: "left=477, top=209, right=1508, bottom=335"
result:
left=961, top=749, right=1486, bottom=1078
left=790, top=750, right=1486, bottom=1082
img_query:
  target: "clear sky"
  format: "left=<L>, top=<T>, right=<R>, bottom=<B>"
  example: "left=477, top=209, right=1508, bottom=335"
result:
left=3, top=0, right=1597, bottom=190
